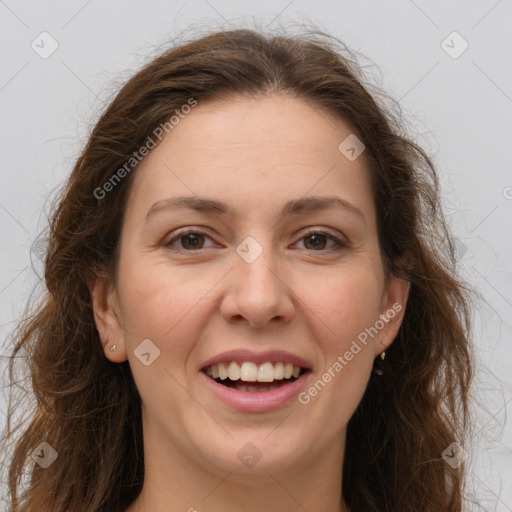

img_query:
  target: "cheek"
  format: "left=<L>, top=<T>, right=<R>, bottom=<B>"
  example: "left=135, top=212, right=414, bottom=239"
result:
left=116, top=262, right=211, bottom=410
left=299, top=263, right=384, bottom=346
left=296, top=263, right=383, bottom=412
left=119, top=253, right=190, bottom=325
left=297, top=269, right=380, bottom=429
left=117, top=258, right=221, bottom=358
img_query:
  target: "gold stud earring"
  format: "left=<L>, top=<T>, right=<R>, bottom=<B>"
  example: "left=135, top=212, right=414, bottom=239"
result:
left=380, top=351, right=386, bottom=360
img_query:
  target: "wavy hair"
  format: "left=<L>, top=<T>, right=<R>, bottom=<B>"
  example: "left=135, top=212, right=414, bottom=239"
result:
left=2, top=25, right=474, bottom=512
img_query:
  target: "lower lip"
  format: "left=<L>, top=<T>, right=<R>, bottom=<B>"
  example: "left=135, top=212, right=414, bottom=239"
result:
left=200, top=371, right=310, bottom=412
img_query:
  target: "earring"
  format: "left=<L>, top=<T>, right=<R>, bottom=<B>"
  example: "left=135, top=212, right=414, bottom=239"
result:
left=109, top=344, right=117, bottom=352
left=372, top=351, right=386, bottom=376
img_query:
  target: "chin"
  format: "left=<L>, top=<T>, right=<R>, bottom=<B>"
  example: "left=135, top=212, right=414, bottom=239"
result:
left=194, top=432, right=307, bottom=476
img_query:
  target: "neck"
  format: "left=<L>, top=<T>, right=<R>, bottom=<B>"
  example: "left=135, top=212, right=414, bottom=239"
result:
left=126, top=422, right=350, bottom=512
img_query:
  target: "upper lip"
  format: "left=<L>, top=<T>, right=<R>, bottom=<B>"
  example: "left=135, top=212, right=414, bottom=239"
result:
left=200, top=349, right=312, bottom=371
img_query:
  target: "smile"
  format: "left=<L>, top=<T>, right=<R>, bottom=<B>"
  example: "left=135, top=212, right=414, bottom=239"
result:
left=199, top=349, right=312, bottom=411
left=203, top=361, right=307, bottom=392
left=200, top=354, right=312, bottom=412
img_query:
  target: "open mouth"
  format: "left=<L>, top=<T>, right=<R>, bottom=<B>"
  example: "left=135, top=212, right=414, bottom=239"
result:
left=202, top=361, right=309, bottom=393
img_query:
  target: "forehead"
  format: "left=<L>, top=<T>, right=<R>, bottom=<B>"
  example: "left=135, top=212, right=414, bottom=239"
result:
left=126, top=94, right=375, bottom=224
left=158, top=93, right=360, bottom=163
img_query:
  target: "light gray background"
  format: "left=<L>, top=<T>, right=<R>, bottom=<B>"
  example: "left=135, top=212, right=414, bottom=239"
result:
left=1, top=0, right=511, bottom=510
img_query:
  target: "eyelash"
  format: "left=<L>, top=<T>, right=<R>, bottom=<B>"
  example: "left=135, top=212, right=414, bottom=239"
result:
left=164, top=228, right=348, bottom=253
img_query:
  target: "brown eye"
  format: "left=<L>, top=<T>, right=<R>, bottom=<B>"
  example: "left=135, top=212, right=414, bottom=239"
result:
left=297, top=230, right=347, bottom=252
left=165, top=229, right=214, bottom=251
left=180, top=233, right=205, bottom=250
left=303, top=233, right=328, bottom=250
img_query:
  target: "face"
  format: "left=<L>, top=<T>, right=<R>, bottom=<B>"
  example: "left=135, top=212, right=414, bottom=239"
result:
left=91, top=94, right=409, bottom=477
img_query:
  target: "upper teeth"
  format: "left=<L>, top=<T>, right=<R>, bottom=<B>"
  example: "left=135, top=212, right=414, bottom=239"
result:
left=205, top=362, right=302, bottom=382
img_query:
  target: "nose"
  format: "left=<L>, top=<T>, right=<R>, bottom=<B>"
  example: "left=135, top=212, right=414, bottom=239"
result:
left=220, top=238, right=295, bottom=328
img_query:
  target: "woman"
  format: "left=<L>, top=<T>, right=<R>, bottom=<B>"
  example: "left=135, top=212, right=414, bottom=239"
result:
left=3, top=26, right=475, bottom=511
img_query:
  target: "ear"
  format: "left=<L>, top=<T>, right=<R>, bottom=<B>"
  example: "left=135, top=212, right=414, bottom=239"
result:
left=87, top=276, right=128, bottom=363
left=374, top=271, right=411, bottom=357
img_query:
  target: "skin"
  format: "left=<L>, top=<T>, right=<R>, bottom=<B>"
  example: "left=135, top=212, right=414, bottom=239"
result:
left=91, top=93, right=410, bottom=512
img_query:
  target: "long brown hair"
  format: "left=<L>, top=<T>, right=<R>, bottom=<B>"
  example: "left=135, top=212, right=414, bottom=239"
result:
left=2, top=25, right=475, bottom=512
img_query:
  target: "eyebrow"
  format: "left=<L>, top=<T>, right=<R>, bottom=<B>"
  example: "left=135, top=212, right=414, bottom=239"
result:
left=144, top=195, right=365, bottom=223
